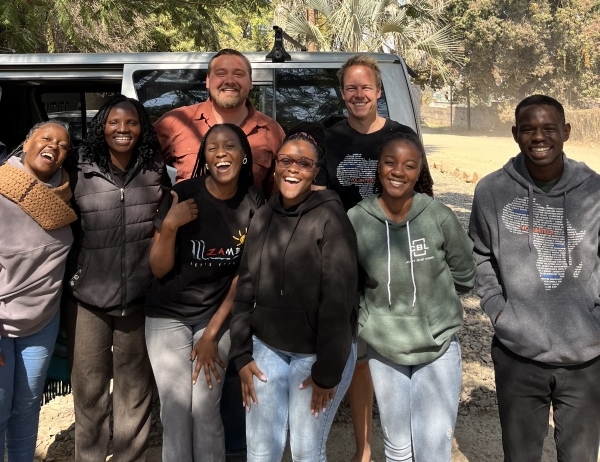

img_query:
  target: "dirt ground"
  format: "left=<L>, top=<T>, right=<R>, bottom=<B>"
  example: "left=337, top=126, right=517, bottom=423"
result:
left=32, top=128, right=599, bottom=462
left=423, top=126, right=600, bottom=181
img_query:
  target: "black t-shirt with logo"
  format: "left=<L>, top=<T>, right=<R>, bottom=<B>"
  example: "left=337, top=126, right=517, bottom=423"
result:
left=146, top=176, right=264, bottom=321
left=315, top=119, right=417, bottom=211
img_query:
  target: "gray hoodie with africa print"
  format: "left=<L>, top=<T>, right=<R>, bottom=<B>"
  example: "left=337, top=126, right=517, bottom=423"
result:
left=469, top=153, right=600, bottom=365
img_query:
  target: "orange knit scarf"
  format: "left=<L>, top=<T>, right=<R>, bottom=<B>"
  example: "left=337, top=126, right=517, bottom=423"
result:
left=0, top=163, right=77, bottom=230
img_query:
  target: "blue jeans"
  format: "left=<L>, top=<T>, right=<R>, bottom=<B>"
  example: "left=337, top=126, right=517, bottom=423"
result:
left=247, top=336, right=356, bottom=462
left=0, top=311, right=60, bottom=462
left=368, top=336, right=462, bottom=462
left=145, top=315, right=231, bottom=462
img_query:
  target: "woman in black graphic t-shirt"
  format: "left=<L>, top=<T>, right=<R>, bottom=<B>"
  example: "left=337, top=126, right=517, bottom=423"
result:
left=146, top=123, right=264, bottom=462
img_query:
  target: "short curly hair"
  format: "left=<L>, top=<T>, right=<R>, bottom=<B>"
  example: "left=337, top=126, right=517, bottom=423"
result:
left=514, top=94, right=565, bottom=125
left=81, top=94, right=160, bottom=173
left=373, top=132, right=434, bottom=198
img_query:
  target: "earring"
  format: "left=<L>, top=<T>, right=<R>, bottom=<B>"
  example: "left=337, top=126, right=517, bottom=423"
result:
left=205, top=163, right=208, bottom=170
left=242, top=157, right=248, bottom=165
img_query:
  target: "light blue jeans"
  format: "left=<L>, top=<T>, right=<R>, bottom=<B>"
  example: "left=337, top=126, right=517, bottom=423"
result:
left=368, top=336, right=462, bottom=462
left=247, top=336, right=356, bottom=462
left=145, top=315, right=230, bottom=462
left=0, top=310, right=60, bottom=462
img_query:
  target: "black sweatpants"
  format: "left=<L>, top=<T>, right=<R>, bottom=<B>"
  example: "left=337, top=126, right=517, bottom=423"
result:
left=491, top=336, right=600, bottom=462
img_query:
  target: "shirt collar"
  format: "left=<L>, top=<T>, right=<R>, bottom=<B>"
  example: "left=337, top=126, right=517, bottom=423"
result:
left=195, top=99, right=268, bottom=134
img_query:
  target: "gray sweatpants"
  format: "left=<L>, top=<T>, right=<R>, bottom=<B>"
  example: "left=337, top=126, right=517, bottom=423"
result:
left=145, top=315, right=230, bottom=462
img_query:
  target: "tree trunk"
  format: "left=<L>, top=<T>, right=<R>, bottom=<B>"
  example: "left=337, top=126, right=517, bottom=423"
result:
left=307, top=9, right=317, bottom=51
left=466, top=85, right=471, bottom=131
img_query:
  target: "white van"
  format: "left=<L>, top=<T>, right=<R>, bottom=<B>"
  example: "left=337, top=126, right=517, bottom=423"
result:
left=0, top=50, right=420, bottom=154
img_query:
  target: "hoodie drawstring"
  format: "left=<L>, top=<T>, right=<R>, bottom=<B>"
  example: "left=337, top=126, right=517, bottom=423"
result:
left=385, top=220, right=417, bottom=309
left=256, top=207, right=275, bottom=299
left=406, top=221, right=417, bottom=307
left=563, top=192, right=570, bottom=266
left=280, top=211, right=303, bottom=296
left=527, top=183, right=534, bottom=252
left=385, top=221, right=392, bottom=309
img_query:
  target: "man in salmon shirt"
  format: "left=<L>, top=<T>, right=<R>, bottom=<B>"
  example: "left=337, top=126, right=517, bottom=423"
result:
left=154, top=48, right=285, bottom=194
left=154, top=49, right=284, bottom=460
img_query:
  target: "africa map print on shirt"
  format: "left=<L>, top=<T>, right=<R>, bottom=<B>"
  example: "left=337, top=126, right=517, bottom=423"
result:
left=336, top=153, right=378, bottom=198
left=501, top=197, right=585, bottom=290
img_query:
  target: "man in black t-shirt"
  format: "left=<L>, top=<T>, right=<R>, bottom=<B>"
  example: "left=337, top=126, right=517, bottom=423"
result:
left=318, top=118, right=417, bottom=211
left=314, top=55, right=419, bottom=462
left=314, top=56, right=418, bottom=213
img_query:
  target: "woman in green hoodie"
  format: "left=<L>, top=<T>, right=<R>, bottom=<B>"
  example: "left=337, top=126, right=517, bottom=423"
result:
left=348, top=132, right=475, bottom=462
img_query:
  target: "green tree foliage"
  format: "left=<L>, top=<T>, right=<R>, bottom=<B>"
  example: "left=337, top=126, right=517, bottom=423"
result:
left=0, top=0, right=270, bottom=53
left=447, top=0, right=600, bottom=106
left=274, top=0, right=462, bottom=85
left=216, top=5, right=274, bottom=52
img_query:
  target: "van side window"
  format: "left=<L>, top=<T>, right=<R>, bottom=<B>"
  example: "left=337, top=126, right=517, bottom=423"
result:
left=273, top=69, right=389, bottom=132
left=132, top=67, right=389, bottom=132
left=133, top=69, right=269, bottom=123
left=134, top=69, right=209, bottom=123
left=0, top=85, right=7, bottom=163
left=42, top=92, right=117, bottom=145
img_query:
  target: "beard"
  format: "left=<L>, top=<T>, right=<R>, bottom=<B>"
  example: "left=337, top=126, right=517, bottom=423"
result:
left=210, top=87, right=244, bottom=109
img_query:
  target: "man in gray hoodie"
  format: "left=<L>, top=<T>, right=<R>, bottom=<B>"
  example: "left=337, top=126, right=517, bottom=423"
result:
left=469, top=94, right=600, bottom=461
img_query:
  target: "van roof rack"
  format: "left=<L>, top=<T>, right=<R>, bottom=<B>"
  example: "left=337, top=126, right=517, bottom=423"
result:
left=267, top=26, right=307, bottom=62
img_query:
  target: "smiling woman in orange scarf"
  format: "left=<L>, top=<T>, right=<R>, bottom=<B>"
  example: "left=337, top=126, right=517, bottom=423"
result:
left=0, top=121, right=76, bottom=462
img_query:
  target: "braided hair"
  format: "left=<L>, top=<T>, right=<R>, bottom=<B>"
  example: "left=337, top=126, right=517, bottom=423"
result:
left=373, top=132, right=434, bottom=198
left=191, top=123, right=254, bottom=191
left=281, top=122, right=326, bottom=166
left=5, top=120, right=77, bottom=170
left=81, top=94, right=160, bottom=173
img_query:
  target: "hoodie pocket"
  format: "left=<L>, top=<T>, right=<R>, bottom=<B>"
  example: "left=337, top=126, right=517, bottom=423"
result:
left=359, top=312, right=439, bottom=358
left=250, top=305, right=316, bottom=354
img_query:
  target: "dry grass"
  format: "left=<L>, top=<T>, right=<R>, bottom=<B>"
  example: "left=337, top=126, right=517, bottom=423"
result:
left=566, top=108, right=600, bottom=145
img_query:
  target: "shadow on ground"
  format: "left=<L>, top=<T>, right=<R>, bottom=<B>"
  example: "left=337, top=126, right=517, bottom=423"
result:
left=44, top=422, right=75, bottom=460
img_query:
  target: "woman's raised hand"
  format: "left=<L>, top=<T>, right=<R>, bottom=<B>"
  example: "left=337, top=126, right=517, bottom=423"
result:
left=164, top=190, right=198, bottom=229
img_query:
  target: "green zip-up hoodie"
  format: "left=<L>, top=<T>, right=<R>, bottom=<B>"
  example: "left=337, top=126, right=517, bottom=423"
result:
left=348, top=194, right=475, bottom=365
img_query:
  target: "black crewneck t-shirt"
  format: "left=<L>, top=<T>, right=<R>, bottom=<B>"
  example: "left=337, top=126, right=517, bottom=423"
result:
left=315, top=119, right=417, bottom=211
left=146, top=176, right=264, bottom=321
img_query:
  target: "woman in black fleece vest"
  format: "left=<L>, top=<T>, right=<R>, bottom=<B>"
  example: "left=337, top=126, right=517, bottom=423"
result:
left=67, top=95, right=167, bottom=462
left=229, top=123, right=358, bottom=462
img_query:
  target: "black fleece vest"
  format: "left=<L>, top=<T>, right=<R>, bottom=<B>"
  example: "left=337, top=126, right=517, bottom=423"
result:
left=69, top=155, right=164, bottom=310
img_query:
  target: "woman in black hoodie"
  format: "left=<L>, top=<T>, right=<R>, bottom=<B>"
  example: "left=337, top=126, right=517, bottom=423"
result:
left=229, top=123, right=358, bottom=461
